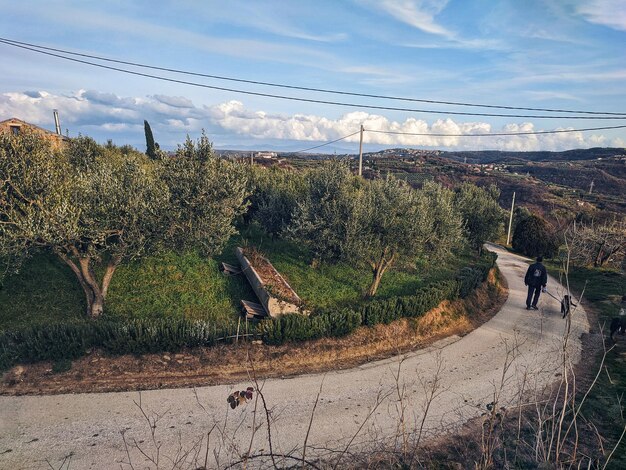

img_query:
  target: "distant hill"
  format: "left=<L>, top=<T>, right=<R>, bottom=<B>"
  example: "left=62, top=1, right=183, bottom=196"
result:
left=440, top=147, right=625, bottom=163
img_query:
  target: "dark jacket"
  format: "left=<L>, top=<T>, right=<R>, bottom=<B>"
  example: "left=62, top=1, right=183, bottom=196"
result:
left=525, top=262, right=547, bottom=287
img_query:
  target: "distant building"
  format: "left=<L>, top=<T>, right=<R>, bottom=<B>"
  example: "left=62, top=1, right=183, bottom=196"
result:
left=0, top=117, right=69, bottom=149
left=255, top=151, right=277, bottom=159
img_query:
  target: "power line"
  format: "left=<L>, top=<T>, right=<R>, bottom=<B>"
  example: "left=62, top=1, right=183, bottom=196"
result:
left=2, top=38, right=626, bottom=121
left=2, top=37, right=624, bottom=117
left=291, top=130, right=361, bottom=153
left=366, top=124, right=626, bottom=137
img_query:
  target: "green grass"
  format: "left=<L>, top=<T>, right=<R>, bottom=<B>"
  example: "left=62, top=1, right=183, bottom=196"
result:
left=1, top=226, right=474, bottom=333
left=105, top=251, right=249, bottom=324
left=0, top=250, right=252, bottom=330
left=0, top=253, right=85, bottom=329
left=546, top=260, right=626, bottom=469
left=221, top=224, right=469, bottom=311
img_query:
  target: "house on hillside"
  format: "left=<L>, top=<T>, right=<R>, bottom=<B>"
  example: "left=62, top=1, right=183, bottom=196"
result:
left=0, top=117, right=69, bottom=149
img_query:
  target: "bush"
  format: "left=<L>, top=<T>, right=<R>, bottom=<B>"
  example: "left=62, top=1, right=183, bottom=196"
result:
left=0, top=318, right=242, bottom=370
left=512, top=212, right=560, bottom=258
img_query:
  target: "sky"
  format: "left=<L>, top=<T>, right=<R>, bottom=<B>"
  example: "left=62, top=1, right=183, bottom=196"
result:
left=1, top=0, right=625, bottom=153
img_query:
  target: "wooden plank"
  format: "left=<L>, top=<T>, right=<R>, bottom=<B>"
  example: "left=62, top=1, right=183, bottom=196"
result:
left=241, top=300, right=267, bottom=319
left=220, top=262, right=241, bottom=275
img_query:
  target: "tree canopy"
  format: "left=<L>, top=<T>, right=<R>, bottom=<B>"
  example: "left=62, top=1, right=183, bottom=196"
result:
left=455, top=183, right=505, bottom=254
left=288, top=163, right=464, bottom=297
left=0, top=131, right=248, bottom=317
left=512, top=210, right=560, bottom=258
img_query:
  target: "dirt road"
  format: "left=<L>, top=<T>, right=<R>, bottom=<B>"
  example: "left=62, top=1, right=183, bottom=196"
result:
left=0, top=245, right=590, bottom=469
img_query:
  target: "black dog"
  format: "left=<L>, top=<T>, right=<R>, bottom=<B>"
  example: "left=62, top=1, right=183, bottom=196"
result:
left=561, top=295, right=577, bottom=319
left=610, top=317, right=626, bottom=342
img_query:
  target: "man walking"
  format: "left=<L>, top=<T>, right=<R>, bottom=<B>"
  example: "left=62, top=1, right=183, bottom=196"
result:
left=524, top=256, right=547, bottom=310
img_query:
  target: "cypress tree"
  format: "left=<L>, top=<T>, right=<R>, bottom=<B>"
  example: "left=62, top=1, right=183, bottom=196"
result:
left=144, top=120, right=158, bottom=159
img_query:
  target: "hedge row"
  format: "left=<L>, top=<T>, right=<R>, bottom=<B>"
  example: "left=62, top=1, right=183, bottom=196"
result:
left=257, top=251, right=496, bottom=345
left=0, top=318, right=240, bottom=370
left=0, top=252, right=496, bottom=370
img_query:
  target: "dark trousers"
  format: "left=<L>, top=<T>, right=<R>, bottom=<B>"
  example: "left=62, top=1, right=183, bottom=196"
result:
left=526, top=285, right=541, bottom=308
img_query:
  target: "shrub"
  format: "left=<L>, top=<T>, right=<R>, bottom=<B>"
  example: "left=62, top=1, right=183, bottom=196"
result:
left=0, top=318, right=242, bottom=370
left=512, top=212, right=560, bottom=258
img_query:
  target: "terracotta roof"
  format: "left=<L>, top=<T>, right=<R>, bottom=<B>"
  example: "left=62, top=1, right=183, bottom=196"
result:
left=0, top=117, right=69, bottom=140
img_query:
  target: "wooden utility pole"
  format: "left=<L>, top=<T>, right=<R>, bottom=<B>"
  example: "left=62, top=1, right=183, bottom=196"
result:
left=358, top=124, right=364, bottom=176
left=250, top=152, right=254, bottom=165
left=506, top=191, right=516, bottom=246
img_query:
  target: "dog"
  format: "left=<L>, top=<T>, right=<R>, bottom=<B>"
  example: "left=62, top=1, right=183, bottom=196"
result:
left=610, top=317, right=626, bottom=342
left=560, top=294, right=577, bottom=319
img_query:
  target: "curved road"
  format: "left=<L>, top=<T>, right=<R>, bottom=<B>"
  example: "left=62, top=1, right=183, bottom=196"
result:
left=0, top=245, right=590, bottom=469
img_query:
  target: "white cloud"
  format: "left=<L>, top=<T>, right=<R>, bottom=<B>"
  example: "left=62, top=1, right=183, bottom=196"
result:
left=366, top=0, right=453, bottom=38
left=0, top=90, right=619, bottom=152
left=578, top=0, right=626, bottom=31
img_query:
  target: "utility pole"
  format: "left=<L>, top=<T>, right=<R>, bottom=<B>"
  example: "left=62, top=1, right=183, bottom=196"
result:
left=588, top=180, right=594, bottom=194
left=250, top=152, right=254, bottom=165
left=358, top=124, right=364, bottom=176
left=506, top=191, right=516, bottom=246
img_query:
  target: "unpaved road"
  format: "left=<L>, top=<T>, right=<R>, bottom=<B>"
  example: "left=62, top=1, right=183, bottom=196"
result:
left=0, top=245, right=590, bottom=469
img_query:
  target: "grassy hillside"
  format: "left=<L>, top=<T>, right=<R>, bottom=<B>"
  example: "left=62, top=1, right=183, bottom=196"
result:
left=0, top=227, right=470, bottom=331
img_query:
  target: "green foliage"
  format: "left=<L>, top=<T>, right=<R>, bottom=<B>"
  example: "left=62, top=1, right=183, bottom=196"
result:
left=288, top=160, right=360, bottom=263
left=0, top=317, right=242, bottom=370
left=143, top=120, right=159, bottom=160
left=288, top=165, right=464, bottom=297
left=455, top=183, right=506, bottom=253
left=512, top=210, right=560, bottom=258
left=259, top=251, right=496, bottom=345
left=247, top=166, right=306, bottom=237
left=0, top=249, right=496, bottom=368
left=1, top=131, right=249, bottom=318
left=161, top=133, right=250, bottom=256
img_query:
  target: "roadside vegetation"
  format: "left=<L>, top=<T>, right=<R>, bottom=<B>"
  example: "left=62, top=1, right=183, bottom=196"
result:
left=0, top=130, right=503, bottom=370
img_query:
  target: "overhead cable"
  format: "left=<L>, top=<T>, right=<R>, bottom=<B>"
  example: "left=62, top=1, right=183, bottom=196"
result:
left=366, top=124, right=626, bottom=137
left=2, top=38, right=625, bottom=120
left=2, top=37, right=625, bottom=116
left=291, top=130, right=361, bottom=153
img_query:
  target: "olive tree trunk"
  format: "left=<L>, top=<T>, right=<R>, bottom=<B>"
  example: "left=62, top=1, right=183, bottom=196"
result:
left=57, top=250, right=122, bottom=318
left=366, top=250, right=396, bottom=298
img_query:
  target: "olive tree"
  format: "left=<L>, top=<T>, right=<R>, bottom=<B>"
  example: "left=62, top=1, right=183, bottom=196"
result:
left=288, top=160, right=361, bottom=264
left=247, top=166, right=306, bottom=237
left=159, top=134, right=249, bottom=255
left=289, top=163, right=463, bottom=297
left=455, top=183, right=505, bottom=254
left=0, top=131, right=248, bottom=318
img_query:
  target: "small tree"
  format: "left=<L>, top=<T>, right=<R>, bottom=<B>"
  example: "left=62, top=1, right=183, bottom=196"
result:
left=144, top=120, right=159, bottom=160
left=289, top=166, right=463, bottom=297
left=359, top=177, right=417, bottom=297
left=512, top=211, right=560, bottom=258
left=288, top=160, right=361, bottom=264
left=455, top=183, right=505, bottom=254
left=1, top=133, right=168, bottom=317
left=248, top=166, right=306, bottom=237
left=159, top=133, right=249, bottom=255
left=565, top=219, right=626, bottom=268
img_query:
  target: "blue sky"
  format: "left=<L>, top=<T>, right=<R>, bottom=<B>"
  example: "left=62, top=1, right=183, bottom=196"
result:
left=1, top=0, right=625, bottom=152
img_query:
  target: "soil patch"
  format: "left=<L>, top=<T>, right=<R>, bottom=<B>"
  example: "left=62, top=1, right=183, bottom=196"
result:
left=1, top=269, right=507, bottom=396
left=242, top=247, right=300, bottom=304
